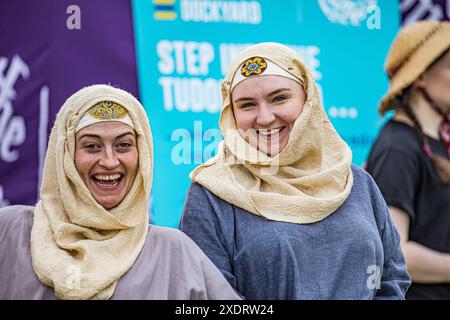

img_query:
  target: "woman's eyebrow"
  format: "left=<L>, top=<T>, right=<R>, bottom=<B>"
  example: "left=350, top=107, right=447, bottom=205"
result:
left=78, top=131, right=135, bottom=141
left=233, top=88, right=292, bottom=103
left=266, top=88, right=291, bottom=97
left=115, top=132, right=136, bottom=139
left=78, top=134, right=101, bottom=140
left=233, top=96, right=255, bottom=103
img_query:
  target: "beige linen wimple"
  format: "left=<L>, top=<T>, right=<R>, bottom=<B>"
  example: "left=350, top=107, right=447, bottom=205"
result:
left=30, top=84, right=153, bottom=299
left=190, top=42, right=353, bottom=224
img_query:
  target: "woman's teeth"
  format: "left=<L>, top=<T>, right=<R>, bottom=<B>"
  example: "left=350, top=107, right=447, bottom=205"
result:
left=258, top=127, right=282, bottom=136
left=94, top=174, right=122, bottom=181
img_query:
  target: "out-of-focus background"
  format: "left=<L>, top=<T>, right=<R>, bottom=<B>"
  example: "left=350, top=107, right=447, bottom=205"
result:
left=0, top=0, right=449, bottom=228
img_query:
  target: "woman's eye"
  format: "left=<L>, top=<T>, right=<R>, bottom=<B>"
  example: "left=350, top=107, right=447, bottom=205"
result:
left=239, top=102, right=255, bottom=109
left=272, top=95, right=286, bottom=103
left=84, top=143, right=101, bottom=152
left=117, top=143, right=133, bottom=151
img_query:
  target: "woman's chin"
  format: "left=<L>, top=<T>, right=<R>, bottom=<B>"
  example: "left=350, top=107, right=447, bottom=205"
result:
left=258, top=146, right=281, bottom=157
left=259, top=140, right=288, bottom=157
left=94, top=197, right=123, bottom=210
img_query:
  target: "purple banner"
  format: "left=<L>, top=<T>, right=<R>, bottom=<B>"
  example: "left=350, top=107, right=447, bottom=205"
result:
left=401, top=0, right=450, bottom=25
left=0, top=0, right=139, bottom=207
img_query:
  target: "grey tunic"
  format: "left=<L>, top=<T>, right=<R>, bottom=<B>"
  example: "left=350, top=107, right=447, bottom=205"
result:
left=0, top=205, right=241, bottom=300
left=180, top=165, right=411, bottom=299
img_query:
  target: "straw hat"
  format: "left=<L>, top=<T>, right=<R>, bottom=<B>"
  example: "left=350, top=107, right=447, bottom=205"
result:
left=380, top=20, right=450, bottom=115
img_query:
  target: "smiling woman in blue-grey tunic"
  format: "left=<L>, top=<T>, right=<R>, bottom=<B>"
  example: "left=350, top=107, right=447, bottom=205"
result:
left=0, top=84, right=241, bottom=300
left=179, top=42, right=411, bottom=300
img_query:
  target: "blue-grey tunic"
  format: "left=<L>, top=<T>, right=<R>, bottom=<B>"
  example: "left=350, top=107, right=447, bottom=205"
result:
left=180, top=165, right=411, bottom=299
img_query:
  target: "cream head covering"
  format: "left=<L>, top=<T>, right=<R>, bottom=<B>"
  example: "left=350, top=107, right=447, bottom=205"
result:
left=31, top=84, right=153, bottom=299
left=191, top=42, right=353, bottom=224
left=380, top=20, right=450, bottom=114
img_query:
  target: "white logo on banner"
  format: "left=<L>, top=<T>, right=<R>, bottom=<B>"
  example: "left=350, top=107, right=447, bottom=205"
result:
left=318, top=0, right=378, bottom=26
left=38, top=86, right=49, bottom=196
left=0, top=54, right=50, bottom=205
left=0, top=55, right=28, bottom=163
left=0, top=55, right=29, bottom=207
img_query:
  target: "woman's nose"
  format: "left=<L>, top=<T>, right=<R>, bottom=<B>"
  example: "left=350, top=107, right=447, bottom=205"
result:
left=99, top=147, right=120, bottom=169
left=256, top=104, right=276, bottom=126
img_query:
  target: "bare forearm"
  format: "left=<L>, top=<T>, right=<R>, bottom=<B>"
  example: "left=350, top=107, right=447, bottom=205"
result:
left=402, top=241, right=450, bottom=283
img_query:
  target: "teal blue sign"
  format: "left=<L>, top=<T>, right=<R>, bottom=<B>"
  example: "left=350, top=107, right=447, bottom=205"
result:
left=132, top=0, right=400, bottom=227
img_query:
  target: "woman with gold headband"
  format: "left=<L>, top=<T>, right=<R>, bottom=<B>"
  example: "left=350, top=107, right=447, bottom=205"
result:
left=366, top=21, right=450, bottom=299
left=180, top=42, right=411, bottom=299
left=0, top=84, right=241, bottom=300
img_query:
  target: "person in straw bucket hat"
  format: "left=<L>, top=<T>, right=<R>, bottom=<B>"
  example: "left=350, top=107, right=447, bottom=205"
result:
left=180, top=42, right=411, bottom=299
left=0, top=84, right=241, bottom=300
left=366, top=20, right=450, bottom=299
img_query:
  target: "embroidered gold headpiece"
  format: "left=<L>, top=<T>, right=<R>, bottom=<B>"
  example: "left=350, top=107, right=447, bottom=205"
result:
left=231, top=56, right=303, bottom=91
left=75, top=101, right=134, bottom=132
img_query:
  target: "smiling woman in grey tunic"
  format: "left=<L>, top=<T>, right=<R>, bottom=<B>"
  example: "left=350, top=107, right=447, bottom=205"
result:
left=0, top=84, right=240, bottom=300
left=179, top=42, right=411, bottom=299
